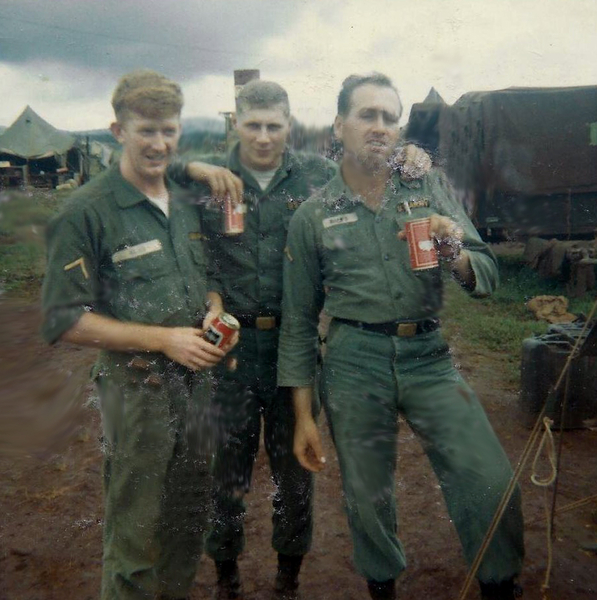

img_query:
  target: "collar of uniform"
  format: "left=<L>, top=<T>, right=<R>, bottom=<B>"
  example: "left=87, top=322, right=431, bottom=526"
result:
left=109, top=162, right=179, bottom=209
left=395, top=173, right=424, bottom=190
left=227, top=142, right=293, bottom=191
left=320, top=169, right=369, bottom=209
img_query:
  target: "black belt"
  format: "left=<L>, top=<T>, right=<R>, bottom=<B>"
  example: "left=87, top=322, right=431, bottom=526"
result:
left=334, top=317, right=440, bottom=338
left=235, top=314, right=281, bottom=330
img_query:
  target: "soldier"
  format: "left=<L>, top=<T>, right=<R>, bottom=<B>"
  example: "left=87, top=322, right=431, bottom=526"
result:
left=277, top=73, right=525, bottom=600
left=42, top=70, right=235, bottom=600
left=171, top=80, right=430, bottom=599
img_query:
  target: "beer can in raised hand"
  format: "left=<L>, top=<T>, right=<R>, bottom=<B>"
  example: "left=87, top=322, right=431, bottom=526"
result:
left=404, top=217, right=439, bottom=271
left=224, top=196, right=246, bottom=235
left=203, top=313, right=240, bottom=348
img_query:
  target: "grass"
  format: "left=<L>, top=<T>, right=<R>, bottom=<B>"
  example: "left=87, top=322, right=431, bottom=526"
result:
left=441, top=252, right=597, bottom=386
left=0, top=188, right=69, bottom=295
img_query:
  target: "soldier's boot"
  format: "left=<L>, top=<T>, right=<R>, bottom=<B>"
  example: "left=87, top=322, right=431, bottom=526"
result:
left=273, top=553, right=303, bottom=599
left=367, top=579, right=396, bottom=600
left=479, top=578, right=523, bottom=600
left=213, top=559, right=243, bottom=600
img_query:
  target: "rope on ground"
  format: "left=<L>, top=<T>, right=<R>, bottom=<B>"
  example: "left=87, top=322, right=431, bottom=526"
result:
left=456, top=297, right=597, bottom=600
left=528, top=494, right=597, bottom=526
left=540, top=488, right=553, bottom=600
left=531, top=418, right=557, bottom=488
left=530, top=417, right=558, bottom=599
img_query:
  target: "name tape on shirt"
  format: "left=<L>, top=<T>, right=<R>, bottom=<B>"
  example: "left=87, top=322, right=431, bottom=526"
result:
left=112, top=239, right=163, bottom=264
left=322, top=213, right=358, bottom=228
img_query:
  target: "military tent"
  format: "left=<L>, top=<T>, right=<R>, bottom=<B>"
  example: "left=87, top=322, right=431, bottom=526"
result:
left=0, top=106, right=81, bottom=188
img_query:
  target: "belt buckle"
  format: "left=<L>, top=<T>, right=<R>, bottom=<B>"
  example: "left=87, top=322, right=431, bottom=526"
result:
left=397, top=322, right=417, bottom=337
left=256, top=316, right=276, bottom=330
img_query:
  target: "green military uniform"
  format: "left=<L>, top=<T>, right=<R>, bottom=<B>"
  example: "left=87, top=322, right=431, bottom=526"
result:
left=42, top=164, right=215, bottom=600
left=172, top=145, right=337, bottom=561
left=277, top=169, right=525, bottom=584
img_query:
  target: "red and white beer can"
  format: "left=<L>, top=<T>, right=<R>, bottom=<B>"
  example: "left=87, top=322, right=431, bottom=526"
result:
left=203, top=313, right=241, bottom=348
left=224, top=196, right=246, bottom=235
left=404, top=217, right=439, bottom=271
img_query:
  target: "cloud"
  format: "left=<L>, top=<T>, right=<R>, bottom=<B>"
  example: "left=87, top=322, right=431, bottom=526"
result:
left=1, top=0, right=596, bottom=130
left=0, top=0, right=298, bottom=78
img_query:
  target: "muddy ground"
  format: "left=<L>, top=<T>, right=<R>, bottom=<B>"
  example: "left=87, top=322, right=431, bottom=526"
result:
left=0, top=299, right=596, bottom=600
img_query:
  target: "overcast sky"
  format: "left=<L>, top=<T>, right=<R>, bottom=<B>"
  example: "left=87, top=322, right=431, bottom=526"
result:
left=1, top=0, right=596, bottom=131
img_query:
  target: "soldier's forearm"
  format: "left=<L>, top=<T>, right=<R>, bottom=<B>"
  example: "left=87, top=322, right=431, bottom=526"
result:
left=60, top=311, right=170, bottom=355
left=206, top=291, right=224, bottom=314
left=292, top=386, right=315, bottom=423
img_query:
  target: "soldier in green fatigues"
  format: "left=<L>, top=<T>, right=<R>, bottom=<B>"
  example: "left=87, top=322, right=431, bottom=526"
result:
left=42, top=71, right=235, bottom=600
left=170, top=81, right=430, bottom=600
left=171, top=81, right=336, bottom=600
left=277, top=74, right=525, bottom=600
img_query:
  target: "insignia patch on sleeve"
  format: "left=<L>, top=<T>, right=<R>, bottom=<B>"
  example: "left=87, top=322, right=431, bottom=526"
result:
left=322, top=213, right=358, bottom=228
left=63, top=257, right=89, bottom=279
left=112, top=239, right=163, bottom=263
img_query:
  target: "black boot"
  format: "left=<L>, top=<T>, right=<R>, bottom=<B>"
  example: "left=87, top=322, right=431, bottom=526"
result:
left=479, top=578, right=523, bottom=599
left=367, top=579, right=396, bottom=600
left=213, top=559, right=243, bottom=600
left=274, top=553, right=303, bottom=599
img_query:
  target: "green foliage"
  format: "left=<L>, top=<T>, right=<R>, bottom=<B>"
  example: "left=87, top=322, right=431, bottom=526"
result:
left=441, top=252, right=597, bottom=387
left=0, top=189, right=67, bottom=295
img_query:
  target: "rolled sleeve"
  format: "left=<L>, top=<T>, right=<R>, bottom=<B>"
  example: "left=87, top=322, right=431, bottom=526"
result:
left=41, top=210, right=100, bottom=344
left=277, top=206, right=325, bottom=388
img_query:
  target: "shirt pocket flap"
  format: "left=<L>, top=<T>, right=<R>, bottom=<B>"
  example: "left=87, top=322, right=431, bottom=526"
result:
left=321, top=224, right=359, bottom=251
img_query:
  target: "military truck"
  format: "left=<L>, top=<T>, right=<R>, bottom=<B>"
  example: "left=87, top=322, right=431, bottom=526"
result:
left=408, top=86, right=597, bottom=240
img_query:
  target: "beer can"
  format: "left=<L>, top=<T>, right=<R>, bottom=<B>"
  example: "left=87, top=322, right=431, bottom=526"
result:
left=404, top=217, right=439, bottom=271
left=224, top=196, right=246, bottom=235
left=203, top=313, right=240, bottom=348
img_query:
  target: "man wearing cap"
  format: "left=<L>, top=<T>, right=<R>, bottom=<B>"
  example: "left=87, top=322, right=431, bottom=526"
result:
left=171, top=79, right=430, bottom=599
left=277, top=73, right=524, bottom=600
left=42, top=70, right=235, bottom=600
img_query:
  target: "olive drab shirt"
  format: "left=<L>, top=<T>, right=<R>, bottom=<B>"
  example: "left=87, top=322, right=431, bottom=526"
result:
left=277, top=168, right=499, bottom=387
left=171, top=144, right=337, bottom=316
left=42, top=163, right=212, bottom=346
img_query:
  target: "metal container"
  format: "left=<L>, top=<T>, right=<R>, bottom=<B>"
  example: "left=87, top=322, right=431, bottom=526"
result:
left=203, top=313, right=240, bottom=348
left=519, top=321, right=597, bottom=428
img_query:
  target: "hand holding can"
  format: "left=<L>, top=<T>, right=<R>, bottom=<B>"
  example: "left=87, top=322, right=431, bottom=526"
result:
left=404, top=217, right=439, bottom=271
left=203, top=313, right=241, bottom=348
left=223, top=195, right=246, bottom=235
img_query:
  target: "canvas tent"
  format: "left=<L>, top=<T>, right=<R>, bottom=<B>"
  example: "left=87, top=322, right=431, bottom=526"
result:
left=0, top=106, right=81, bottom=187
left=439, top=86, right=597, bottom=238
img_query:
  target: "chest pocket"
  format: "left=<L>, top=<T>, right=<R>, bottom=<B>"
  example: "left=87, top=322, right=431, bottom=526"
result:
left=395, top=195, right=435, bottom=228
left=282, top=208, right=300, bottom=232
left=321, top=223, right=360, bottom=251
left=201, top=206, right=224, bottom=236
left=112, top=244, right=170, bottom=282
left=188, top=239, right=208, bottom=269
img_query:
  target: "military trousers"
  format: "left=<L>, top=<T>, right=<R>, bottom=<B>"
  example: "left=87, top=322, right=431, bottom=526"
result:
left=320, top=320, right=525, bottom=583
left=98, top=354, right=213, bottom=600
left=205, top=328, right=314, bottom=561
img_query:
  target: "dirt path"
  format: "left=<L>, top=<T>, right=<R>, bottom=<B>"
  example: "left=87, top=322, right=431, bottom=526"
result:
left=0, top=299, right=595, bottom=600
